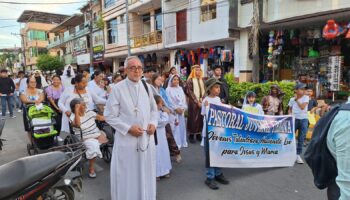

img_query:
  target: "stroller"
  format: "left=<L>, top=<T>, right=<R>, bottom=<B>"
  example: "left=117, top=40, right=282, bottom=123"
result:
left=26, top=104, right=59, bottom=155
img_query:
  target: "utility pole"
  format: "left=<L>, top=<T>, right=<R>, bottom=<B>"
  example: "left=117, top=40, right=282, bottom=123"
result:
left=125, top=0, right=131, bottom=56
left=89, top=0, right=94, bottom=74
left=250, top=0, right=261, bottom=83
left=12, top=32, right=26, bottom=73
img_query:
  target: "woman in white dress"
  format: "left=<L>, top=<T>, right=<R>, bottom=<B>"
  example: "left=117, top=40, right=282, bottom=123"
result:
left=166, top=74, right=188, bottom=149
left=154, top=95, right=172, bottom=179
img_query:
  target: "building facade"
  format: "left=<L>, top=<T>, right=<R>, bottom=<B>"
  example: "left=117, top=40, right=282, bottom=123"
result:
left=17, top=10, right=68, bottom=70
left=47, top=0, right=110, bottom=72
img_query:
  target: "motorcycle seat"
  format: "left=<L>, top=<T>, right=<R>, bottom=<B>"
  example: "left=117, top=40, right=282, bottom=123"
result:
left=0, top=151, right=68, bottom=199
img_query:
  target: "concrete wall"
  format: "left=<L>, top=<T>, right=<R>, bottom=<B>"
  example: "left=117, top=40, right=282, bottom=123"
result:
left=238, top=2, right=253, bottom=28
left=264, top=0, right=350, bottom=22
left=163, top=0, right=231, bottom=47
left=189, top=0, right=230, bottom=43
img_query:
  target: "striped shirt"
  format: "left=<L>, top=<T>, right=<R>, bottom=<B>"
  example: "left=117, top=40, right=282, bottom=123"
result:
left=70, top=111, right=101, bottom=140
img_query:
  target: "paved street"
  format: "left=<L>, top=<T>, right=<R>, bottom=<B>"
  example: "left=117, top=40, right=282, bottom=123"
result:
left=0, top=111, right=326, bottom=200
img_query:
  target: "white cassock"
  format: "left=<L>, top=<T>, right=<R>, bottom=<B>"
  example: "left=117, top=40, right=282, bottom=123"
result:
left=104, top=78, right=158, bottom=200
left=156, top=111, right=172, bottom=177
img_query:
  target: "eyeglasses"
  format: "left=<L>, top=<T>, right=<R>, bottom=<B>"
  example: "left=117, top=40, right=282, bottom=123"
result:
left=129, top=66, right=143, bottom=72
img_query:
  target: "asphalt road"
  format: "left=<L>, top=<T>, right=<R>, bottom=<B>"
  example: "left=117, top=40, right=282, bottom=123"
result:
left=0, top=111, right=326, bottom=200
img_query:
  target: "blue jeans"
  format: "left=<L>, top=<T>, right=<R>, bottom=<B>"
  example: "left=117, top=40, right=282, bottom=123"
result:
left=204, top=136, right=223, bottom=179
left=13, top=92, right=21, bottom=109
left=295, top=119, right=308, bottom=155
left=1, top=95, right=14, bottom=116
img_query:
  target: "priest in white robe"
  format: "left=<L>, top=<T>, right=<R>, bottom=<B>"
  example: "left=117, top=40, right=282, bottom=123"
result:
left=104, top=56, right=158, bottom=200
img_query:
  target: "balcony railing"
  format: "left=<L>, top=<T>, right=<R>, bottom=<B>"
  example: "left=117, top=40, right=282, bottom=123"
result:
left=48, top=27, right=89, bottom=49
left=130, top=31, right=162, bottom=49
left=128, top=0, right=140, bottom=5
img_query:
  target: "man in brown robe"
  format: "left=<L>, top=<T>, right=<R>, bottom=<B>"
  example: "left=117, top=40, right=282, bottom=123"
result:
left=186, top=65, right=205, bottom=143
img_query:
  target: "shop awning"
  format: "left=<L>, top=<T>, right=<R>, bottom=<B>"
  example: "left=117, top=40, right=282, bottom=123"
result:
left=261, top=7, right=350, bottom=30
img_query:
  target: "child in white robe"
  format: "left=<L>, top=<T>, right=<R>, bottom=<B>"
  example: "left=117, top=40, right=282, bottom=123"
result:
left=166, top=74, right=188, bottom=149
left=154, top=95, right=172, bottom=179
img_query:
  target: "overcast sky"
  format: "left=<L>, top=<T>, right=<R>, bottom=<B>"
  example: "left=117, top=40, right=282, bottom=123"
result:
left=0, top=0, right=87, bottom=48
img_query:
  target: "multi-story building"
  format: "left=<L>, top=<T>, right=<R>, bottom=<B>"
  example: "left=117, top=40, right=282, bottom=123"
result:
left=102, top=0, right=170, bottom=73
left=163, top=0, right=239, bottom=77
left=101, top=0, right=128, bottom=71
left=47, top=0, right=109, bottom=72
left=17, top=10, right=68, bottom=70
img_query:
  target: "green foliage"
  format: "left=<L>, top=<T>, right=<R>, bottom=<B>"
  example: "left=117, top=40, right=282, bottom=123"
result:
left=227, top=81, right=295, bottom=113
left=36, top=54, right=64, bottom=71
left=95, top=14, right=104, bottom=30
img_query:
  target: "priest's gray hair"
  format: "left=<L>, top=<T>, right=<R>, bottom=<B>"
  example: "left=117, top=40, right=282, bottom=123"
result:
left=124, top=56, right=143, bottom=68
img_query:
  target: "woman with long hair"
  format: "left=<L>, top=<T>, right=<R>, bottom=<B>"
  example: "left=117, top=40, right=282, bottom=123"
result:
left=45, top=75, right=64, bottom=132
left=151, top=73, right=182, bottom=162
left=20, top=76, right=45, bottom=141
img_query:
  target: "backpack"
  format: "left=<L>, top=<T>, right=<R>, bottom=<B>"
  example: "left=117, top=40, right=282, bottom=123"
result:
left=304, top=103, right=350, bottom=189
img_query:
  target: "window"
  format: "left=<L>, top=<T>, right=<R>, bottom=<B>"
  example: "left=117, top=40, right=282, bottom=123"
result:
left=29, top=47, right=48, bottom=57
left=104, top=0, right=116, bottom=9
left=155, top=9, right=162, bottom=31
left=107, top=19, right=118, bottom=44
left=120, top=14, right=124, bottom=24
left=27, top=30, right=47, bottom=41
left=200, top=0, right=216, bottom=22
left=142, top=13, right=151, bottom=34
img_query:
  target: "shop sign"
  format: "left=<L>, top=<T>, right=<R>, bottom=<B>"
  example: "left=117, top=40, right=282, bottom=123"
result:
left=92, top=30, right=104, bottom=47
left=73, top=36, right=88, bottom=56
left=327, top=56, right=342, bottom=91
left=93, top=44, right=104, bottom=62
left=77, top=53, right=90, bottom=65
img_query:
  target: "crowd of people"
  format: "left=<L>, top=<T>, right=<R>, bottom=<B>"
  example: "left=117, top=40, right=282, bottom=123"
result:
left=0, top=55, right=348, bottom=200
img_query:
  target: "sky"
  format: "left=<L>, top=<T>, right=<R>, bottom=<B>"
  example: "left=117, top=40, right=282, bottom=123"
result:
left=0, top=0, right=88, bottom=49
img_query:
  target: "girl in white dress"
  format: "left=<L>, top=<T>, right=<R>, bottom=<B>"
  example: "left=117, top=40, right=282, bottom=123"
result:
left=154, top=95, right=172, bottom=179
left=166, top=74, right=188, bottom=149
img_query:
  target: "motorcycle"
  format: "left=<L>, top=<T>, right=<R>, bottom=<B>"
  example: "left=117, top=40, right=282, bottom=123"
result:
left=0, top=143, right=85, bottom=200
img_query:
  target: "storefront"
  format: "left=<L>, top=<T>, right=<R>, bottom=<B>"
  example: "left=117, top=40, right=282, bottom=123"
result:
left=170, top=43, right=234, bottom=80
left=261, top=16, right=350, bottom=100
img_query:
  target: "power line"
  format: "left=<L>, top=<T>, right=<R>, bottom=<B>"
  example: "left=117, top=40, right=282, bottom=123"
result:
left=0, top=25, right=18, bottom=28
left=0, top=18, right=17, bottom=20
left=0, top=0, right=86, bottom=5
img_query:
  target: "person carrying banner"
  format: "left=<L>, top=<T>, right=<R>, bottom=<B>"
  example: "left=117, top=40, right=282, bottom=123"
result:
left=288, top=83, right=309, bottom=164
left=242, top=91, right=264, bottom=115
left=202, top=78, right=229, bottom=190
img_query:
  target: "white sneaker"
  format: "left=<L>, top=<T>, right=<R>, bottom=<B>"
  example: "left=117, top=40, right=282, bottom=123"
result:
left=9, top=115, right=16, bottom=119
left=57, top=136, right=64, bottom=142
left=296, top=155, right=304, bottom=164
left=18, top=109, right=22, bottom=113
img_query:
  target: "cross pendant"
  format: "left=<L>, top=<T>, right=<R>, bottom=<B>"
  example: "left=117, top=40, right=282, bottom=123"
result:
left=134, top=107, right=139, bottom=116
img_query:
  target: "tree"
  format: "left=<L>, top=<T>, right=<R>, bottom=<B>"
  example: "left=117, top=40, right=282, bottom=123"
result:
left=36, top=54, right=64, bottom=71
left=249, top=0, right=261, bottom=83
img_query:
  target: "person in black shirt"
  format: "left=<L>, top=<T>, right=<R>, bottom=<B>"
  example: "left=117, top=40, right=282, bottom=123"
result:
left=0, top=69, right=16, bottom=118
left=306, top=88, right=318, bottom=112
left=212, top=65, right=229, bottom=104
